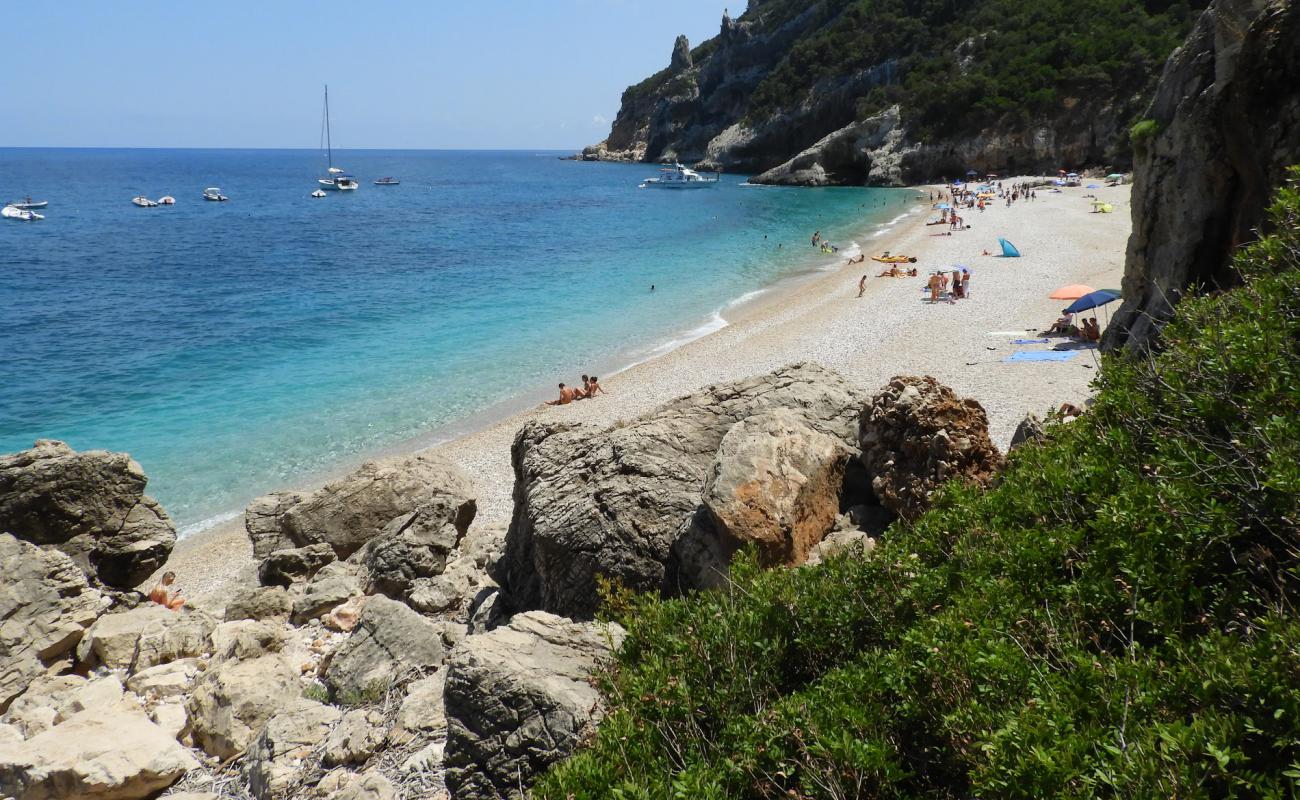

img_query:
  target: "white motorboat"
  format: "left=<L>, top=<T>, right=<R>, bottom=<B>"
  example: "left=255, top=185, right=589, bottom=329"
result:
left=373, top=177, right=400, bottom=185
left=640, top=163, right=720, bottom=189
left=159, top=195, right=176, bottom=205
left=2, top=205, right=43, bottom=221
left=9, top=196, right=47, bottom=210
left=132, top=196, right=159, bottom=208
left=311, top=189, right=327, bottom=198
left=203, top=187, right=229, bottom=201
left=317, top=86, right=358, bottom=191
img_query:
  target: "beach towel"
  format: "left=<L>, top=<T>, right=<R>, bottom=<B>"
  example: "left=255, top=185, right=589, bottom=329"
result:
left=1005, top=350, right=1076, bottom=362
left=1010, top=338, right=1050, bottom=344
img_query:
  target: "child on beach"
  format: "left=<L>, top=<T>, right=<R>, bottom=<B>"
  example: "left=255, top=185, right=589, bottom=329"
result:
left=858, top=275, right=867, bottom=297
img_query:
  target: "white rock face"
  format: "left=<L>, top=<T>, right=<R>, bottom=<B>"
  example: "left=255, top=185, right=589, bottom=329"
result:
left=0, top=706, right=197, bottom=799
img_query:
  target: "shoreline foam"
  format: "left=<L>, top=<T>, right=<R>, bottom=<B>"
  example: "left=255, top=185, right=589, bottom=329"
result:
left=164, top=180, right=1133, bottom=606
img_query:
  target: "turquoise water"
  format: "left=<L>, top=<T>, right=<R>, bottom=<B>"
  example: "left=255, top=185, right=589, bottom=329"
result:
left=0, top=149, right=909, bottom=533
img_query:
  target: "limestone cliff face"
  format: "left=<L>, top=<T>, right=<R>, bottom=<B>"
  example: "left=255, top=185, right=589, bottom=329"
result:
left=1106, top=0, right=1300, bottom=351
left=585, top=2, right=1180, bottom=184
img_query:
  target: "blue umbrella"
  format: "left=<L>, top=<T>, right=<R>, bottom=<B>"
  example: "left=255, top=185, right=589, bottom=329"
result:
left=1063, top=288, right=1120, bottom=314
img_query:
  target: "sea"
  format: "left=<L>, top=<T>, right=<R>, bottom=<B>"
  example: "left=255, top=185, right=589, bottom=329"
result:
left=0, top=148, right=912, bottom=535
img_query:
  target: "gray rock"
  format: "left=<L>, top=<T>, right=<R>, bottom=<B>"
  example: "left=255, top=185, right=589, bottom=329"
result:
left=444, top=611, right=625, bottom=800
left=388, top=671, right=447, bottom=746
left=187, top=654, right=303, bottom=760
left=209, top=620, right=293, bottom=662
left=245, top=698, right=341, bottom=800
left=125, top=658, right=202, bottom=702
left=258, top=543, right=335, bottom=587
left=0, top=707, right=197, bottom=800
left=0, top=439, right=176, bottom=588
left=0, top=534, right=105, bottom=712
left=323, top=596, right=445, bottom=702
left=466, top=588, right=505, bottom=635
left=76, top=604, right=215, bottom=673
left=858, top=376, right=1004, bottom=520
left=497, top=363, right=864, bottom=619
left=292, top=562, right=362, bottom=625
left=331, top=772, right=396, bottom=800
left=360, top=516, right=461, bottom=600
left=1106, top=0, right=1300, bottom=351
left=322, top=708, right=387, bottom=767
left=669, top=34, right=693, bottom=72
left=224, top=586, right=293, bottom=622
left=2, top=676, right=84, bottom=737
left=751, top=106, right=916, bottom=187
left=1009, top=413, right=1047, bottom=450
left=702, top=408, right=851, bottom=569
left=805, top=530, right=877, bottom=567
left=244, top=492, right=304, bottom=562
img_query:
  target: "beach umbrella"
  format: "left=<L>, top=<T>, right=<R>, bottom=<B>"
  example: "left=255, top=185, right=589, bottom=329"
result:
left=1050, top=283, right=1095, bottom=300
left=1063, top=288, right=1120, bottom=314
left=1106, top=173, right=1125, bottom=179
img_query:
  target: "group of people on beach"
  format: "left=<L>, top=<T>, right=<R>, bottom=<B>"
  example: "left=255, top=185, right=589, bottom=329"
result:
left=926, top=269, right=971, bottom=304
left=546, top=374, right=608, bottom=406
left=1047, top=314, right=1102, bottom=342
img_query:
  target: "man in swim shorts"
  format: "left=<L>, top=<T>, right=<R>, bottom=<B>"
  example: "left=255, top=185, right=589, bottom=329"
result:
left=547, top=383, right=578, bottom=405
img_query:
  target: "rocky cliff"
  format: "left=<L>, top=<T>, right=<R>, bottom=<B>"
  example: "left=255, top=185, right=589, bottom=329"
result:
left=584, top=0, right=1200, bottom=184
left=1105, top=0, right=1300, bottom=351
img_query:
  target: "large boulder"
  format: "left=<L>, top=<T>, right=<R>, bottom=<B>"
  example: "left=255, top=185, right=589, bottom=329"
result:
left=291, top=562, right=363, bottom=625
left=0, top=534, right=106, bottom=712
left=323, top=596, right=445, bottom=702
left=858, top=376, right=1004, bottom=519
left=444, top=611, right=625, bottom=800
left=257, top=543, right=336, bottom=587
left=0, top=707, right=197, bottom=800
left=0, top=440, right=176, bottom=588
left=224, top=586, right=293, bottom=622
left=1106, top=0, right=1300, bottom=351
left=76, top=604, right=215, bottom=673
left=702, top=408, right=852, bottom=569
left=2, top=674, right=126, bottom=738
left=245, top=698, right=341, bottom=800
left=247, top=453, right=476, bottom=564
left=187, top=654, right=303, bottom=760
left=358, top=512, right=461, bottom=600
left=497, top=363, right=864, bottom=619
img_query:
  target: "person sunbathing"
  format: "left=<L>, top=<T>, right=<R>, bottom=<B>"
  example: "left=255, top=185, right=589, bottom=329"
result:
left=877, top=266, right=901, bottom=277
left=546, top=383, right=579, bottom=405
left=587, top=376, right=607, bottom=396
left=1047, top=315, right=1076, bottom=336
left=149, top=571, right=185, bottom=610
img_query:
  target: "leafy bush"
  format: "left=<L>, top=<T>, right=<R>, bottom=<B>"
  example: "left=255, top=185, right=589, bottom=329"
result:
left=1130, top=118, right=1161, bottom=142
left=535, top=171, right=1300, bottom=798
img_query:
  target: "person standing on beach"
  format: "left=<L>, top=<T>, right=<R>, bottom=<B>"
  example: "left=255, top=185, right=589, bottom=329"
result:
left=927, top=273, right=943, bottom=303
left=858, top=275, right=867, bottom=297
left=961, top=269, right=971, bottom=298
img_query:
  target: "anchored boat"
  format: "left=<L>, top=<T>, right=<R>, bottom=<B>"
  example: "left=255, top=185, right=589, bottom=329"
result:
left=2, top=205, right=43, bottom=221
left=317, top=85, right=358, bottom=191
left=640, top=163, right=720, bottom=189
left=203, top=187, right=229, bottom=201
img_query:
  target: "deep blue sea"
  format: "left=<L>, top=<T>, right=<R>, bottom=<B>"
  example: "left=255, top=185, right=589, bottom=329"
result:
left=0, top=149, right=909, bottom=534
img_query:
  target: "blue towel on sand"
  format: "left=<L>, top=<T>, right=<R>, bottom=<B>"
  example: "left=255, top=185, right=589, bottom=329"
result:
left=1010, top=338, right=1050, bottom=344
left=1005, top=350, right=1076, bottom=362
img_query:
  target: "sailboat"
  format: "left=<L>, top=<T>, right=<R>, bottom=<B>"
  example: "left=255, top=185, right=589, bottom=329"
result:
left=317, top=85, right=358, bottom=191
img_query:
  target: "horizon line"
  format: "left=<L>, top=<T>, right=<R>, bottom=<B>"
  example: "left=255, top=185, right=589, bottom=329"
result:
left=0, top=145, right=583, bottom=152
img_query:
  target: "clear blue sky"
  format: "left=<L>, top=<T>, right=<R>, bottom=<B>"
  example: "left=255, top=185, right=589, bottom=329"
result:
left=3, top=2, right=736, bottom=149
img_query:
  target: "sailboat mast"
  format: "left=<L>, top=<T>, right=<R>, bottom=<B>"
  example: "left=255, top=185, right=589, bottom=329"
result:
left=325, top=84, right=333, bottom=169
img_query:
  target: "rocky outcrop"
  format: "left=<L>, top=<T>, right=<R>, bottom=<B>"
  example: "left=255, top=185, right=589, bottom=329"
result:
left=702, top=408, right=852, bottom=568
left=292, top=562, right=363, bottom=625
left=187, top=654, right=303, bottom=760
left=245, top=699, right=341, bottom=800
left=497, top=363, right=865, bottom=619
left=0, top=706, right=197, bottom=800
left=858, top=376, right=1003, bottom=519
left=0, top=440, right=176, bottom=588
left=322, top=596, right=445, bottom=702
left=0, top=534, right=106, bottom=712
left=225, top=586, right=293, bottom=622
left=1106, top=0, right=1300, bottom=351
left=444, top=611, right=625, bottom=800
left=76, top=604, right=215, bottom=672
left=750, top=106, right=917, bottom=186
left=584, top=5, right=1177, bottom=183
left=246, top=453, right=476, bottom=589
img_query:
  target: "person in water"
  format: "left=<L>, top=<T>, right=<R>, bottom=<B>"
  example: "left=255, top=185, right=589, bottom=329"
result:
left=546, top=383, right=578, bottom=405
left=149, top=571, right=185, bottom=610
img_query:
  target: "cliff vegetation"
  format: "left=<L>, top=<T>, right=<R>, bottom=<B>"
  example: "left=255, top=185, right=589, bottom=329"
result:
left=534, top=171, right=1300, bottom=797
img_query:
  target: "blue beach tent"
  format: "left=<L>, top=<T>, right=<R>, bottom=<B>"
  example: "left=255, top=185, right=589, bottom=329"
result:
left=998, top=237, right=1021, bottom=257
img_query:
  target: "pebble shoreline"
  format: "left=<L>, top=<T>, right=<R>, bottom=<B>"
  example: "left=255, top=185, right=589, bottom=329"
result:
left=165, top=180, right=1132, bottom=607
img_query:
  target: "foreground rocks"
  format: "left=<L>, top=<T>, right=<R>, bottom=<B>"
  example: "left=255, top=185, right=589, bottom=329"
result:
left=0, top=440, right=176, bottom=587
left=0, top=707, right=197, bottom=800
left=0, top=534, right=106, bottom=712
left=498, top=363, right=867, bottom=618
left=444, top=611, right=625, bottom=799
left=858, top=376, right=1004, bottom=519
left=323, top=596, right=445, bottom=702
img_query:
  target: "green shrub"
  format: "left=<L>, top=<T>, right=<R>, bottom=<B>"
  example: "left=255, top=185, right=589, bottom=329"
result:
left=1130, top=118, right=1161, bottom=142
left=535, top=170, right=1300, bottom=798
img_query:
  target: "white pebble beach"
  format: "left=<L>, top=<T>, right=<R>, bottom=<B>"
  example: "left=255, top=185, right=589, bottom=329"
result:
left=165, top=179, right=1133, bottom=607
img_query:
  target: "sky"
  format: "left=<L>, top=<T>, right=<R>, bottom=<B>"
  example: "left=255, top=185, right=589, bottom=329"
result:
left=2, top=2, right=736, bottom=150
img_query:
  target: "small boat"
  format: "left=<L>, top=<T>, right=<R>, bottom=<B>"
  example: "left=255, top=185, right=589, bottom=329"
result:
left=9, top=196, right=47, bottom=210
left=640, top=162, right=720, bottom=189
left=311, top=189, right=327, bottom=198
left=317, top=86, right=359, bottom=191
left=158, top=196, right=176, bottom=205
left=373, top=177, right=400, bottom=185
left=132, top=196, right=159, bottom=208
left=2, top=205, right=43, bottom=221
left=203, top=187, right=229, bottom=201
